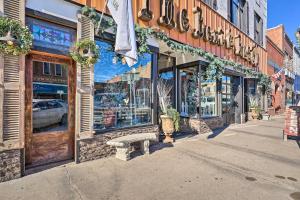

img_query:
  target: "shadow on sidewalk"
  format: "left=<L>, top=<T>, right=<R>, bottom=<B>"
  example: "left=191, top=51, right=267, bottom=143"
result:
left=207, top=126, right=229, bottom=139
left=287, top=136, right=300, bottom=149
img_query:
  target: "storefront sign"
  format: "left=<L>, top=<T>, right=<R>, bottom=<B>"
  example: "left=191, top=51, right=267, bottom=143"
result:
left=138, top=0, right=260, bottom=66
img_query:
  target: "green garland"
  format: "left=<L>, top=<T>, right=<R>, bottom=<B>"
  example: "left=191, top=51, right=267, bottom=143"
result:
left=0, top=17, right=32, bottom=55
left=80, top=6, right=271, bottom=93
left=70, top=39, right=100, bottom=66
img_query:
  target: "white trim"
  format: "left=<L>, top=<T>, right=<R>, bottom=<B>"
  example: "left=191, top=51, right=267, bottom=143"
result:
left=41, top=9, right=78, bottom=23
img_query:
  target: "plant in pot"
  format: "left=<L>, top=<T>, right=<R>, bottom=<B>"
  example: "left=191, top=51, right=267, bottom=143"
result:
left=249, top=95, right=260, bottom=120
left=157, top=80, right=180, bottom=143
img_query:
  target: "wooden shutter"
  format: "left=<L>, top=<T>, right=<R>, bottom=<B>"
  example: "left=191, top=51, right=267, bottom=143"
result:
left=76, top=14, right=94, bottom=138
left=0, top=0, right=25, bottom=147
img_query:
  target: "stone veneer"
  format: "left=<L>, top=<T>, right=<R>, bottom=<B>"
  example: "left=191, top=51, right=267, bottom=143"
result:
left=0, top=149, right=22, bottom=183
left=180, top=116, right=224, bottom=134
left=77, top=125, right=159, bottom=163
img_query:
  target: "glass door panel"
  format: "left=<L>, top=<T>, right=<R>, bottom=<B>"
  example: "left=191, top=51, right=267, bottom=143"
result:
left=179, top=67, right=199, bottom=118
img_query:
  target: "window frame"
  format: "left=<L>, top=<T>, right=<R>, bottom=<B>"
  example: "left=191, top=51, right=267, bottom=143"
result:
left=55, top=64, right=63, bottom=77
left=43, top=62, right=51, bottom=75
left=93, top=38, right=159, bottom=134
left=254, top=12, right=263, bottom=45
left=175, top=61, right=219, bottom=119
left=229, top=0, right=249, bottom=35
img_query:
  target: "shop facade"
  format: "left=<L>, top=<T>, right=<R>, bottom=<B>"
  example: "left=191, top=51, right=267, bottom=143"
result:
left=0, top=0, right=268, bottom=182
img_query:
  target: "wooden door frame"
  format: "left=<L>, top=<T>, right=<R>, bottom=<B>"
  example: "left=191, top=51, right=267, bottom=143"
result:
left=25, top=51, right=76, bottom=166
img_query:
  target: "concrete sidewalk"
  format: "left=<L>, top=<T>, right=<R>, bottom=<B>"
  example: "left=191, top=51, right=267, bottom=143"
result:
left=0, top=117, right=300, bottom=200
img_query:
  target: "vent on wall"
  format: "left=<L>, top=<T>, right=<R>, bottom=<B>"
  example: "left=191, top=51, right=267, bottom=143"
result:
left=4, top=0, right=21, bottom=20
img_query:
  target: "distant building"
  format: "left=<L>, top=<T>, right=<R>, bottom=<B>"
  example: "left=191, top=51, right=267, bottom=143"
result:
left=267, top=25, right=295, bottom=107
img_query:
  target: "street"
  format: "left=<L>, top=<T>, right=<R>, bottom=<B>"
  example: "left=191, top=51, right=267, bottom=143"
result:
left=0, top=116, right=299, bottom=200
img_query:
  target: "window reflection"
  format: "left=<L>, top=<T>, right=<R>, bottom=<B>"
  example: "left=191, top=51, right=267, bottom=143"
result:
left=201, top=79, right=217, bottom=117
left=94, top=40, right=152, bottom=131
left=180, top=67, right=199, bottom=118
left=159, top=71, right=174, bottom=108
left=32, top=61, right=68, bottom=133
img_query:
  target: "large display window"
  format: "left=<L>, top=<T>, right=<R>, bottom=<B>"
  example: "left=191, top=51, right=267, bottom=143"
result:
left=94, top=40, right=152, bottom=131
left=178, top=64, right=218, bottom=118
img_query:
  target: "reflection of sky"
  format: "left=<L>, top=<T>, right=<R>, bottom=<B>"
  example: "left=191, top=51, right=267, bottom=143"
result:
left=95, top=41, right=151, bottom=83
left=160, top=71, right=173, bottom=80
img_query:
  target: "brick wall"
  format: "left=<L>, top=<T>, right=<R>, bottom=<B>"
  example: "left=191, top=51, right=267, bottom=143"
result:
left=77, top=125, right=159, bottom=163
left=0, top=149, right=22, bottom=183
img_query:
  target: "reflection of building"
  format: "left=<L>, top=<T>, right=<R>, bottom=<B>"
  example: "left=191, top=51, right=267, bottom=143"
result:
left=32, top=61, right=68, bottom=100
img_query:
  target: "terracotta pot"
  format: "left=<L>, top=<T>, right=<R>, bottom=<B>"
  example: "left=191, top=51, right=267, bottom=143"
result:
left=160, top=115, right=175, bottom=143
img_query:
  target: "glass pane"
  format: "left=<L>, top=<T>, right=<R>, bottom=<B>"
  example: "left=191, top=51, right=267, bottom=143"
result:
left=159, top=71, right=174, bottom=108
left=94, top=40, right=152, bottom=131
left=26, top=17, right=76, bottom=55
left=201, top=79, right=217, bottom=117
left=32, top=61, right=68, bottom=134
left=158, top=54, right=175, bottom=69
left=180, top=67, right=199, bottom=118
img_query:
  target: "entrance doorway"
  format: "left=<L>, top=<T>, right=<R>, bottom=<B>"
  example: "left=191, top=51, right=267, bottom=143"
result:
left=222, top=75, right=236, bottom=125
left=25, top=52, right=76, bottom=167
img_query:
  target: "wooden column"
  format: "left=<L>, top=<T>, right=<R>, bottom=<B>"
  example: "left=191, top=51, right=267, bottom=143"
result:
left=0, top=0, right=25, bottom=149
left=0, top=0, right=4, bottom=145
left=75, top=14, right=95, bottom=140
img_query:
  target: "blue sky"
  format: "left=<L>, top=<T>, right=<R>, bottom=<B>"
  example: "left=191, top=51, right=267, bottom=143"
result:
left=268, top=1, right=300, bottom=43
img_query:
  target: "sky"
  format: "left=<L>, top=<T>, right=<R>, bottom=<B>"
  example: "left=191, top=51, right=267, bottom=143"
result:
left=267, top=0, right=300, bottom=43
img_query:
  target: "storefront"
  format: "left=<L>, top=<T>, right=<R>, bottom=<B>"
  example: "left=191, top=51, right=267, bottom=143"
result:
left=0, top=0, right=268, bottom=182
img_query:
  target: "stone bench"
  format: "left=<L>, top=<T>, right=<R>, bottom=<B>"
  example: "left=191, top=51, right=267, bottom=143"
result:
left=106, top=133, right=158, bottom=161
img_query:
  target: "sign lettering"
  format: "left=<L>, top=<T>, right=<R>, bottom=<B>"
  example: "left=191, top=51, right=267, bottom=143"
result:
left=158, top=0, right=176, bottom=29
left=138, top=2, right=260, bottom=66
left=178, top=9, right=189, bottom=32
left=138, top=0, right=153, bottom=21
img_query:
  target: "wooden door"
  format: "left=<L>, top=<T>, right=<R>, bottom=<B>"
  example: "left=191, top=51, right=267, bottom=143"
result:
left=25, top=52, right=76, bottom=167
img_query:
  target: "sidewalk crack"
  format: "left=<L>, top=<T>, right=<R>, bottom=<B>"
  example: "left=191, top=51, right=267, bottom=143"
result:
left=64, top=167, right=84, bottom=200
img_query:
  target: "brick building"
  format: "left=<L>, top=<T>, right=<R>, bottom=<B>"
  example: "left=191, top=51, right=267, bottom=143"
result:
left=266, top=36, right=285, bottom=114
left=267, top=25, right=296, bottom=108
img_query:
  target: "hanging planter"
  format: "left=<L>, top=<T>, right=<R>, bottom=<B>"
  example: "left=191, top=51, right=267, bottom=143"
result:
left=0, top=17, right=32, bottom=55
left=70, top=39, right=100, bottom=66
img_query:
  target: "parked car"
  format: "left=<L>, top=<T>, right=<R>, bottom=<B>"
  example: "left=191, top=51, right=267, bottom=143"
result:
left=32, top=99, right=68, bottom=129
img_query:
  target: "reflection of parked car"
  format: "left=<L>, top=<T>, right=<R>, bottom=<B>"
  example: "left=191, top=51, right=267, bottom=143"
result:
left=32, top=99, right=68, bottom=129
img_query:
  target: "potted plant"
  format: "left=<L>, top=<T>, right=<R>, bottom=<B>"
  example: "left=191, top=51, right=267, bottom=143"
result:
left=157, top=80, right=180, bottom=143
left=249, top=95, right=260, bottom=120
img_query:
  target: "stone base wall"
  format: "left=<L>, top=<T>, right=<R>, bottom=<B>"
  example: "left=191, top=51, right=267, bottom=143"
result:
left=0, top=149, right=22, bottom=183
left=77, top=125, right=159, bottom=163
left=180, top=117, right=224, bottom=134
